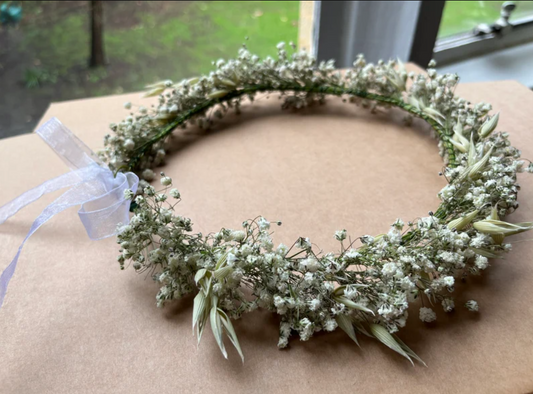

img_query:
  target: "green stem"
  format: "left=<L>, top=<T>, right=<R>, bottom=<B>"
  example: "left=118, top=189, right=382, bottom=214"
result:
left=126, top=83, right=457, bottom=171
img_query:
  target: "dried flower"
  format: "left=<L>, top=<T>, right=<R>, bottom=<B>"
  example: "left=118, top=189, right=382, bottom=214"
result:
left=103, top=43, right=533, bottom=365
left=465, top=300, right=479, bottom=312
left=419, top=307, right=436, bottom=323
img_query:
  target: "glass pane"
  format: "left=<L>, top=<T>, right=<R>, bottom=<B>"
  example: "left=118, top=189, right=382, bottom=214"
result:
left=513, top=0, right=533, bottom=18
left=438, top=1, right=533, bottom=39
left=0, top=1, right=300, bottom=139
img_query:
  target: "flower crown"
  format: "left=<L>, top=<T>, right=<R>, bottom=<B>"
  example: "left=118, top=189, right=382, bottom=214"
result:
left=99, top=42, right=533, bottom=364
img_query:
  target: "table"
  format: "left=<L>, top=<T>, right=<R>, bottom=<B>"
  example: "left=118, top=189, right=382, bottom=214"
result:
left=1, top=67, right=532, bottom=393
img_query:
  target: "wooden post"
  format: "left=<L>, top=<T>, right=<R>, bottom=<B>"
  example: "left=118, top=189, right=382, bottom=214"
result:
left=89, top=0, right=106, bottom=68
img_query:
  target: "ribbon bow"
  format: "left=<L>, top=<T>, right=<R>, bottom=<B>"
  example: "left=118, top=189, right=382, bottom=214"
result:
left=0, top=118, right=139, bottom=308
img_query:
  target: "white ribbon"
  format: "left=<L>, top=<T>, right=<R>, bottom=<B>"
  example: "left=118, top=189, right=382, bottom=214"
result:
left=0, top=118, right=139, bottom=307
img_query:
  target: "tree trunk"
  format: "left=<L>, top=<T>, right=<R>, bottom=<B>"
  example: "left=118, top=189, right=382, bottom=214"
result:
left=89, top=1, right=105, bottom=68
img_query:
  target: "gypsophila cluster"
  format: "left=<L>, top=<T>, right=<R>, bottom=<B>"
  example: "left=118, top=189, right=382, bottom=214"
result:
left=110, top=43, right=533, bottom=365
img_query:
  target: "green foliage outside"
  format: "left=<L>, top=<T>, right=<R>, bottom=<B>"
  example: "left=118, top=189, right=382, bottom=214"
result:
left=438, top=1, right=533, bottom=38
left=18, top=1, right=299, bottom=93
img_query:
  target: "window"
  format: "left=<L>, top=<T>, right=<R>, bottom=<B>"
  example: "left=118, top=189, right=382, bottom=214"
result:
left=0, top=1, right=300, bottom=139
left=434, top=1, right=533, bottom=66
left=438, top=1, right=533, bottom=39
left=309, top=1, right=533, bottom=86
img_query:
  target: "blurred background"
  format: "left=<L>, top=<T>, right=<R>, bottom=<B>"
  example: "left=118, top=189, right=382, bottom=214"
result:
left=1, top=0, right=533, bottom=139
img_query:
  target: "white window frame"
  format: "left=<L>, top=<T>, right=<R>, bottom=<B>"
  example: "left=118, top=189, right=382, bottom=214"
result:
left=302, top=1, right=446, bottom=67
left=304, top=0, right=533, bottom=77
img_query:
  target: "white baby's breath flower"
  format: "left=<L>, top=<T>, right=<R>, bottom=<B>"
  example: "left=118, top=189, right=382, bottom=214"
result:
left=343, top=248, right=360, bottom=262
left=344, top=285, right=359, bottom=300
left=400, top=277, right=415, bottom=291
left=381, top=262, right=397, bottom=277
left=474, top=255, right=489, bottom=270
left=301, top=257, right=320, bottom=273
left=124, top=139, right=135, bottom=150
left=419, top=307, right=436, bottom=323
left=258, top=217, right=270, bottom=230
left=142, top=169, right=155, bottom=181
left=441, top=298, right=455, bottom=312
left=277, top=336, right=289, bottom=348
left=442, top=276, right=455, bottom=287
left=231, top=230, right=246, bottom=242
left=465, top=300, right=479, bottom=312
left=123, top=189, right=134, bottom=200
left=144, top=185, right=155, bottom=196
left=296, top=237, right=312, bottom=250
left=169, top=188, right=180, bottom=199
left=334, top=229, right=347, bottom=241
left=324, top=319, right=337, bottom=332
left=226, top=252, right=237, bottom=266
left=276, top=243, right=289, bottom=256
left=161, top=176, right=172, bottom=186
left=470, top=233, right=490, bottom=248
left=299, top=318, right=314, bottom=341
left=309, top=298, right=321, bottom=311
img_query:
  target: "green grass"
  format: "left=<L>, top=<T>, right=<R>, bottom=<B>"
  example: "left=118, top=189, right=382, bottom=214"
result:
left=18, top=1, right=299, bottom=94
left=438, top=1, right=533, bottom=38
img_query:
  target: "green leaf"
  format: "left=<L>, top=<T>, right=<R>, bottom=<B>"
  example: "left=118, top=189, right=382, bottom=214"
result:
left=333, top=284, right=369, bottom=296
left=196, top=306, right=209, bottom=345
left=214, top=266, right=233, bottom=281
left=353, top=321, right=373, bottom=338
left=210, top=306, right=227, bottom=359
left=215, top=250, right=230, bottom=270
left=469, top=247, right=503, bottom=259
left=288, top=284, right=297, bottom=300
left=468, top=146, right=494, bottom=178
left=333, top=285, right=346, bottom=296
left=334, top=296, right=375, bottom=315
left=142, top=86, right=166, bottom=98
left=473, top=219, right=533, bottom=236
left=369, top=324, right=413, bottom=366
left=208, top=89, right=230, bottom=99
left=218, top=308, right=244, bottom=362
left=193, top=290, right=211, bottom=345
left=467, top=132, right=476, bottom=167
left=335, top=314, right=359, bottom=347
left=192, top=291, right=207, bottom=330
left=393, top=334, right=427, bottom=367
left=194, top=268, right=207, bottom=284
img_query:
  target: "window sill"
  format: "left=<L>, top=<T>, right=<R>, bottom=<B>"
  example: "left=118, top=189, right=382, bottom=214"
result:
left=437, top=41, right=533, bottom=88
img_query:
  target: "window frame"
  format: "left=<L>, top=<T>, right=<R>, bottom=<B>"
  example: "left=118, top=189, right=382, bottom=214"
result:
left=311, top=1, right=425, bottom=67
left=308, top=1, right=533, bottom=69
left=433, top=15, right=533, bottom=66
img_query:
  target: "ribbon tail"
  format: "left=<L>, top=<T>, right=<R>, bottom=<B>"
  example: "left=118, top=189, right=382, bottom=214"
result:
left=0, top=166, right=109, bottom=308
left=0, top=250, right=19, bottom=307
left=0, top=188, right=87, bottom=307
left=0, top=117, right=139, bottom=309
left=0, top=166, right=97, bottom=225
